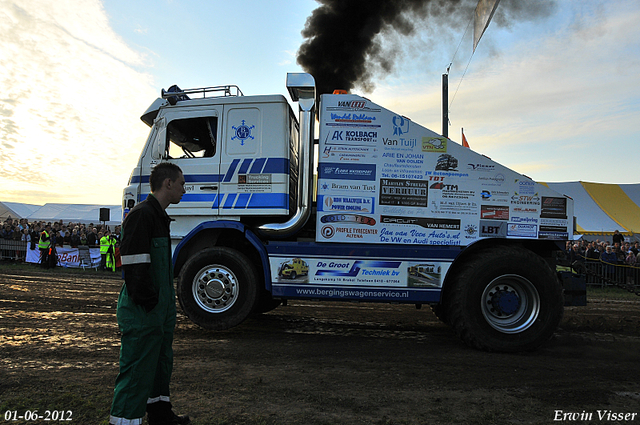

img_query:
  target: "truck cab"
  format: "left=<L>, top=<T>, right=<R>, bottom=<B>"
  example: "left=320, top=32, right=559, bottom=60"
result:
left=123, top=85, right=300, bottom=242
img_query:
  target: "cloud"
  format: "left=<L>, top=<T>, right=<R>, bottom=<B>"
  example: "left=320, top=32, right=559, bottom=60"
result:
left=457, top=4, right=640, bottom=139
left=371, top=1, right=640, bottom=184
left=0, top=0, right=157, bottom=205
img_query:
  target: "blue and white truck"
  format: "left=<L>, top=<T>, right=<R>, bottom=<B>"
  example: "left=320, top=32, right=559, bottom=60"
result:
left=123, top=73, right=579, bottom=352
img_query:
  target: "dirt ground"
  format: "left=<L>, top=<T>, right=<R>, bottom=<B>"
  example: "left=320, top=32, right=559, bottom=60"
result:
left=1, top=266, right=640, bottom=425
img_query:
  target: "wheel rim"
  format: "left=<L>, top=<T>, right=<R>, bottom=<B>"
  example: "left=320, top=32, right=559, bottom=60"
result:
left=480, top=274, right=540, bottom=334
left=192, top=264, right=239, bottom=313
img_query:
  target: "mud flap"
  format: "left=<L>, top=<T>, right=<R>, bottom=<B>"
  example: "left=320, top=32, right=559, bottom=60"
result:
left=559, top=271, right=587, bottom=306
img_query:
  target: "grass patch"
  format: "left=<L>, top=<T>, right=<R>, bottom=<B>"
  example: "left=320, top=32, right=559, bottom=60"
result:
left=588, top=286, right=640, bottom=301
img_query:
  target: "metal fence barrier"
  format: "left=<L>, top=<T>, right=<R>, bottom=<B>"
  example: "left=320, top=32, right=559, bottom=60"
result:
left=0, top=240, right=28, bottom=261
left=582, top=258, right=640, bottom=288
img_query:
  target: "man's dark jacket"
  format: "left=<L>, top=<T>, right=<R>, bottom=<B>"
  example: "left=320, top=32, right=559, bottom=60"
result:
left=120, top=194, right=173, bottom=312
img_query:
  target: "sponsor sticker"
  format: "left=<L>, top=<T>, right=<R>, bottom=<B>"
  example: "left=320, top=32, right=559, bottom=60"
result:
left=467, top=163, right=495, bottom=172
left=319, top=163, right=376, bottom=181
left=408, top=263, right=443, bottom=288
left=435, top=154, right=458, bottom=171
left=481, top=205, right=509, bottom=220
left=480, top=189, right=510, bottom=203
left=541, top=196, right=567, bottom=219
left=478, top=173, right=505, bottom=185
left=320, top=214, right=377, bottom=226
left=331, top=226, right=379, bottom=239
left=422, top=137, right=448, bottom=153
left=382, top=137, right=418, bottom=150
left=327, top=130, right=378, bottom=145
left=510, top=216, right=539, bottom=224
left=238, top=173, right=273, bottom=193
left=380, top=179, right=428, bottom=207
left=392, top=115, right=410, bottom=135
left=318, top=195, right=375, bottom=214
left=330, top=112, right=377, bottom=124
left=480, top=220, right=508, bottom=238
left=516, top=179, right=536, bottom=195
left=512, top=206, right=539, bottom=215
left=507, top=223, right=537, bottom=238
left=319, top=181, right=377, bottom=193
left=381, top=216, right=460, bottom=230
left=327, top=100, right=381, bottom=113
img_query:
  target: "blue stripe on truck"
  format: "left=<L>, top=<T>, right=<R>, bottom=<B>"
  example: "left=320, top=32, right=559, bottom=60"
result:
left=130, top=158, right=289, bottom=184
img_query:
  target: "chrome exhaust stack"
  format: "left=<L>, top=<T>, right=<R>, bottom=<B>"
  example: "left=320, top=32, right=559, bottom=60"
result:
left=257, top=73, right=316, bottom=238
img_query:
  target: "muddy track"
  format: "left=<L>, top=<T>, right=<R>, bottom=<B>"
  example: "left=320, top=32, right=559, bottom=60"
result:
left=1, top=267, right=640, bottom=424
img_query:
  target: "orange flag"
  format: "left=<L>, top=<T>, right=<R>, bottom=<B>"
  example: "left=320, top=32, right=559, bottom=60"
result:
left=462, top=128, right=470, bottom=148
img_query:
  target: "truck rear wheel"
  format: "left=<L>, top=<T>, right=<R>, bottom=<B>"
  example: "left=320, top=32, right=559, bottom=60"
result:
left=446, top=245, right=563, bottom=352
left=178, top=247, right=259, bottom=331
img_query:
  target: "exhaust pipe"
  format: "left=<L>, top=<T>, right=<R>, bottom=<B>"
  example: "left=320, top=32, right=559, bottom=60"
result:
left=257, top=73, right=316, bottom=238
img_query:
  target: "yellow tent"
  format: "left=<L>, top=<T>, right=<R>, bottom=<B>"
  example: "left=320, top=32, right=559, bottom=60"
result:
left=541, top=182, right=640, bottom=238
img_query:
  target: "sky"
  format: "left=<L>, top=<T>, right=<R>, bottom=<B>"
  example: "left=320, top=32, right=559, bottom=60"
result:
left=1, top=0, right=639, bottom=206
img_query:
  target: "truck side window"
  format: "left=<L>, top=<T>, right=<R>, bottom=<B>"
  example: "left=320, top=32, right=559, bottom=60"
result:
left=167, top=117, right=217, bottom=158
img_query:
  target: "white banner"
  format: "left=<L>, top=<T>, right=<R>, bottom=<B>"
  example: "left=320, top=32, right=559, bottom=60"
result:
left=26, top=246, right=101, bottom=268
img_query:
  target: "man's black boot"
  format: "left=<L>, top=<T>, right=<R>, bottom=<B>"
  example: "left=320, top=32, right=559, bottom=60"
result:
left=147, top=401, right=190, bottom=425
left=169, top=409, right=191, bottom=425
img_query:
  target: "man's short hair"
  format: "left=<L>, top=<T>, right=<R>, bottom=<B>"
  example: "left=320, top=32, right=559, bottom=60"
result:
left=150, top=162, right=183, bottom=192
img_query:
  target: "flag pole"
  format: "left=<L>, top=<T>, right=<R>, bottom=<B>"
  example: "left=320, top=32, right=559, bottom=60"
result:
left=442, top=73, right=448, bottom=138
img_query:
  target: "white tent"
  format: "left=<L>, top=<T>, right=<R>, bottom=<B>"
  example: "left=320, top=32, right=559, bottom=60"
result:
left=1, top=201, right=122, bottom=226
left=0, top=202, right=41, bottom=220
left=26, top=203, right=122, bottom=225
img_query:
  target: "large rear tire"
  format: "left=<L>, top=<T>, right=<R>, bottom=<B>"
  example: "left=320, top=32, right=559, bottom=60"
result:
left=177, top=247, right=259, bottom=331
left=446, top=245, right=563, bottom=352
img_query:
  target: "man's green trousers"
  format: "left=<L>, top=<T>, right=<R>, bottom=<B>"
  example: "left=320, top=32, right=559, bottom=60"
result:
left=110, top=280, right=176, bottom=423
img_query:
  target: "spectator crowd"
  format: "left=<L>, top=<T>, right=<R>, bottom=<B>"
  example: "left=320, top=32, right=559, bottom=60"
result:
left=2, top=216, right=120, bottom=250
left=565, top=229, right=640, bottom=267
left=3, top=216, right=640, bottom=281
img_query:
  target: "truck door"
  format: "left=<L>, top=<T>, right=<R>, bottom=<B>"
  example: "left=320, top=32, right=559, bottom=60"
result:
left=217, top=100, right=292, bottom=217
left=144, top=108, right=223, bottom=214
left=219, top=105, right=262, bottom=216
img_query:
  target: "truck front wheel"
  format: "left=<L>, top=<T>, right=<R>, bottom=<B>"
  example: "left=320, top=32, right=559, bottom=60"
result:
left=177, top=247, right=259, bottom=331
left=446, top=245, right=563, bottom=352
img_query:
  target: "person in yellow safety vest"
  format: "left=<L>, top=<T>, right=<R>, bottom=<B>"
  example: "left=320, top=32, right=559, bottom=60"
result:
left=99, top=231, right=109, bottom=271
left=38, top=224, right=52, bottom=269
left=105, top=232, right=117, bottom=272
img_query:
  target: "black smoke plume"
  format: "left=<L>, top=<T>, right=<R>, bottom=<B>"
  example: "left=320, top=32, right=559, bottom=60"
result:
left=297, top=0, right=557, bottom=96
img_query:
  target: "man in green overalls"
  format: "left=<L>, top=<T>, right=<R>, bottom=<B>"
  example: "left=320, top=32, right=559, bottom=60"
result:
left=109, top=163, right=189, bottom=425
